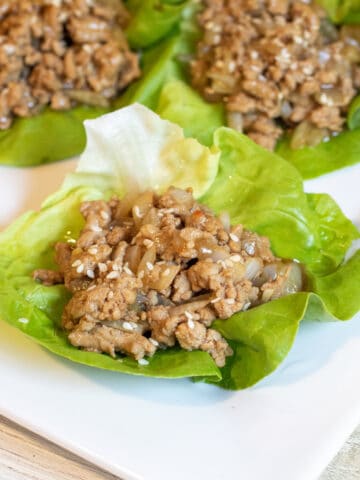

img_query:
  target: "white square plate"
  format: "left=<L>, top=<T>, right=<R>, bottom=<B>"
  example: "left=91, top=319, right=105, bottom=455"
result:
left=0, top=160, right=359, bottom=480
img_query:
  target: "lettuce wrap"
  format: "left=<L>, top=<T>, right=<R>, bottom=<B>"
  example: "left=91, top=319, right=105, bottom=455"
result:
left=0, top=0, right=189, bottom=167
left=147, top=0, right=360, bottom=179
left=0, top=105, right=359, bottom=390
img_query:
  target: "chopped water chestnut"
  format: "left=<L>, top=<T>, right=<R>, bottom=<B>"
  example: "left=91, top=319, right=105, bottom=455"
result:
left=34, top=187, right=303, bottom=367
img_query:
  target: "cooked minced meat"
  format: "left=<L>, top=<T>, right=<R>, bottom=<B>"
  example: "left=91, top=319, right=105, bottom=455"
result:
left=191, top=0, right=360, bottom=150
left=0, top=0, right=140, bottom=129
left=33, top=187, right=303, bottom=367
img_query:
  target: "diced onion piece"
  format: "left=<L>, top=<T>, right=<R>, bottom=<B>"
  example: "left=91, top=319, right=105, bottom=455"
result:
left=132, top=191, right=154, bottom=227
left=290, top=121, right=329, bottom=149
left=147, top=264, right=180, bottom=291
left=124, top=245, right=143, bottom=273
left=227, top=111, right=243, bottom=132
left=142, top=207, right=161, bottom=227
left=170, top=294, right=212, bottom=316
left=67, top=90, right=110, bottom=108
left=167, top=188, right=194, bottom=210
left=219, top=211, right=231, bottom=232
left=245, top=258, right=262, bottom=280
left=279, top=262, right=303, bottom=296
left=137, top=245, right=156, bottom=275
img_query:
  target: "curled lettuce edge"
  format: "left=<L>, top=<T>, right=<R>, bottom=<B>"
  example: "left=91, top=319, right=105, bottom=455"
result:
left=0, top=124, right=359, bottom=389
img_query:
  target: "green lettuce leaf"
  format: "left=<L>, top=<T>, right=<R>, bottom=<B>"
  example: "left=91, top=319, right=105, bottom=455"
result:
left=0, top=109, right=359, bottom=389
left=276, top=130, right=360, bottom=179
left=172, top=0, right=360, bottom=179
left=0, top=105, right=109, bottom=168
left=157, top=80, right=225, bottom=146
left=125, top=0, right=188, bottom=48
left=317, top=0, right=360, bottom=22
left=201, top=128, right=359, bottom=275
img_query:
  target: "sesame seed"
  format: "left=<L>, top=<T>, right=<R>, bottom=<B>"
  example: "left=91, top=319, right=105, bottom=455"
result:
left=133, top=206, right=142, bottom=218
left=76, top=264, right=84, bottom=273
left=230, top=254, right=242, bottom=262
left=146, top=262, right=154, bottom=271
left=87, top=285, right=96, bottom=291
left=143, top=239, right=154, bottom=248
left=225, top=259, right=234, bottom=268
left=149, top=338, right=159, bottom=347
left=100, top=210, right=109, bottom=220
left=90, top=225, right=102, bottom=233
left=188, top=319, right=195, bottom=329
left=202, top=247, right=212, bottom=254
left=230, top=233, right=239, bottom=242
left=106, top=271, right=119, bottom=279
left=138, top=358, right=149, bottom=366
left=122, top=321, right=134, bottom=331
left=161, top=268, right=171, bottom=277
left=184, top=311, right=193, bottom=320
left=108, top=291, right=114, bottom=299
left=226, top=298, right=235, bottom=305
left=124, top=266, right=133, bottom=275
left=138, top=270, right=144, bottom=279
left=18, top=317, right=29, bottom=324
left=211, top=297, right=221, bottom=304
left=98, top=263, right=107, bottom=272
left=112, top=263, right=120, bottom=271
left=86, top=269, right=95, bottom=279
left=228, top=61, right=236, bottom=73
left=72, top=259, right=81, bottom=267
left=88, top=247, right=98, bottom=255
left=244, top=242, right=255, bottom=256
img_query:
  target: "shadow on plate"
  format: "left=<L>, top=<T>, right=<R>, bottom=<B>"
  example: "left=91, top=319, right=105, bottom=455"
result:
left=256, top=313, right=360, bottom=390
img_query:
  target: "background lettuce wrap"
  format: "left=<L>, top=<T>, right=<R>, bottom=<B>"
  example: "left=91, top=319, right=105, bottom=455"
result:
left=0, top=0, right=189, bottom=167
left=0, top=105, right=359, bottom=390
left=144, top=0, right=360, bottom=179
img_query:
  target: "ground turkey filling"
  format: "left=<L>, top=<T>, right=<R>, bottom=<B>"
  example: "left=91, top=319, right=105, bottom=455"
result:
left=34, top=187, right=303, bottom=367
left=191, top=0, right=360, bottom=150
left=0, top=0, right=140, bottom=130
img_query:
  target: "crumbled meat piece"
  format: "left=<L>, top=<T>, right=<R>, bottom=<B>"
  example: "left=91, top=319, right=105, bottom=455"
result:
left=200, top=329, right=233, bottom=368
left=191, top=0, right=360, bottom=150
left=0, top=0, right=140, bottom=129
left=69, top=323, right=156, bottom=360
left=34, top=187, right=303, bottom=367
left=33, top=268, right=63, bottom=286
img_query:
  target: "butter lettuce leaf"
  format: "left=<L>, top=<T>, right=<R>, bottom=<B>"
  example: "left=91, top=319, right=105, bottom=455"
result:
left=76, top=104, right=220, bottom=198
left=202, top=128, right=359, bottom=275
left=276, top=130, right=360, bottom=179
left=0, top=108, right=359, bottom=389
left=157, top=80, right=225, bottom=146
left=126, top=0, right=188, bottom=48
